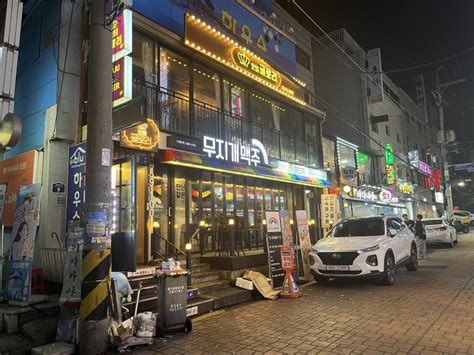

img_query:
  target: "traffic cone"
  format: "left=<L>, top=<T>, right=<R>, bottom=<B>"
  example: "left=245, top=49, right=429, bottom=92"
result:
left=280, top=270, right=302, bottom=299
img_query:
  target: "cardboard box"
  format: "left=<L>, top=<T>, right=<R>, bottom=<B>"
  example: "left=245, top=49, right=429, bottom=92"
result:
left=235, top=277, right=254, bottom=290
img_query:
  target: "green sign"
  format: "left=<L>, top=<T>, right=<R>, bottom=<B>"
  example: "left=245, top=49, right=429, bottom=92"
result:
left=385, top=144, right=396, bottom=185
left=357, top=152, right=368, bottom=166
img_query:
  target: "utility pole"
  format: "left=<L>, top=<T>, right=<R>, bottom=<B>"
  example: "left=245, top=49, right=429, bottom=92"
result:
left=434, top=66, right=466, bottom=217
left=79, top=0, right=113, bottom=353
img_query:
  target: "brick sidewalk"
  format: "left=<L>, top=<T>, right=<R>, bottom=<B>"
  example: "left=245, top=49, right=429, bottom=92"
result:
left=140, top=233, right=474, bottom=354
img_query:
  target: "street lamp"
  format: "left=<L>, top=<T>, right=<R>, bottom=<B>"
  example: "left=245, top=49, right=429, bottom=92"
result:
left=457, top=181, right=466, bottom=187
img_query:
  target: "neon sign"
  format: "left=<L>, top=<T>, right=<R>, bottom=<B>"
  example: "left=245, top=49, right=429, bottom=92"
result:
left=120, top=119, right=160, bottom=151
left=385, top=144, right=396, bottom=185
left=232, top=47, right=281, bottom=87
left=203, top=136, right=269, bottom=167
left=184, top=14, right=309, bottom=108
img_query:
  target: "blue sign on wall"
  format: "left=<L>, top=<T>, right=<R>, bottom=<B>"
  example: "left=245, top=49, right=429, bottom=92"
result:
left=67, top=142, right=87, bottom=230
left=132, top=0, right=297, bottom=76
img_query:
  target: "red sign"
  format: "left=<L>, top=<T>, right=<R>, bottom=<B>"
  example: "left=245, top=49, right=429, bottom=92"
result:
left=433, top=170, right=440, bottom=191
left=112, top=9, right=132, bottom=61
left=280, top=246, right=294, bottom=272
left=112, top=56, right=132, bottom=107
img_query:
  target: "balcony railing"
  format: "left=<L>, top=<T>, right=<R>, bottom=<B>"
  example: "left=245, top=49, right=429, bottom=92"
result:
left=133, top=79, right=322, bottom=166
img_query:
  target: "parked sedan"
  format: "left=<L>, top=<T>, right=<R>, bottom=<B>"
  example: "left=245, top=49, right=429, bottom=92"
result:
left=422, top=218, right=457, bottom=247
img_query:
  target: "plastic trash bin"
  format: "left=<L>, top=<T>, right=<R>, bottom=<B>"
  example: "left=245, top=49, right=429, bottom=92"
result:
left=155, top=270, right=192, bottom=336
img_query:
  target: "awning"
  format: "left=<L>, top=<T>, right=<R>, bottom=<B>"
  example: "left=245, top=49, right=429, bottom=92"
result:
left=160, top=150, right=332, bottom=188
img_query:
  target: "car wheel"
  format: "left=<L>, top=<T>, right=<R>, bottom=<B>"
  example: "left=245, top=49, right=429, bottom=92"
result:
left=380, top=253, right=395, bottom=285
left=406, top=244, right=418, bottom=271
left=463, top=226, right=470, bottom=234
left=448, top=236, right=454, bottom=248
left=313, top=273, right=329, bottom=284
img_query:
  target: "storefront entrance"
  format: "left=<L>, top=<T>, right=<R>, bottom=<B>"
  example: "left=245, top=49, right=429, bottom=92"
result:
left=111, top=151, right=323, bottom=265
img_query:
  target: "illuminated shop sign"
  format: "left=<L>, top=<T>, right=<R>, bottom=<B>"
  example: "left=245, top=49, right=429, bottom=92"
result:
left=184, top=14, right=308, bottom=107
left=348, top=186, right=399, bottom=204
left=435, top=191, right=444, bottom=204
left=112, top=9, right=132, bottom=107
left=232, top=47, right=281, bottom=87
left=120, top=119, right=160, bottom=151
left=112, top=56, right=132, bottom=107
left=418, top=161, right=433, bottom=177
left=396, top=181, right=413, bottom=194
left=112, top=9, right=132, bottom=61
left=203, top=136, right=269, bottom=167
left=385, top=144, right=396, bottom=185
left=274, top=161, right=328, bottom=181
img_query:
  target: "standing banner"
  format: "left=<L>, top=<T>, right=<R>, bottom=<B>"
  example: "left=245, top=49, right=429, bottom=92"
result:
left=279, top=210, right=294, bottom=249
left=296, top=210, right=311, bottom=281
left=67, top=142, right=87, bottom=231
left=321, top=194, right=338, bottom=230
left=4, top=183, right=42, bottom=302
left=264, top=211, right=285, bottom=288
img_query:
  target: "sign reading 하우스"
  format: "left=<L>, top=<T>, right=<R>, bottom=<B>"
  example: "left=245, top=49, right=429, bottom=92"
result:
left=321, top=194, right=338, bottom=229
left=67, top=142, right=87, bottom=230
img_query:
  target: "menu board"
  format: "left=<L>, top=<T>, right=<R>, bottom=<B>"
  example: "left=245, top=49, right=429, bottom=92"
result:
left=265, top=211, right=285, bottom=288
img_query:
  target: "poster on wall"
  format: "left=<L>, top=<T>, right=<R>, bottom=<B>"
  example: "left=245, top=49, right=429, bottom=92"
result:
left=321, top=194, right=338, bottom=230
left=264, top=210, right=284, bottom=288
left=0, top=183, right=8, bottom=293
left=4, top=183, right=42, bottom=302
left=279, top=210, right=293, bottom=249
left=295, top=210, right=311, bottom=281
left=0, top=150, right=36, bottom=226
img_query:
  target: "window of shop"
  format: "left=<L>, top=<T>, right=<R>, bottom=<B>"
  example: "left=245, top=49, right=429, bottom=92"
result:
left=159, top=48, right=190, bottom=135
left=357, top=152, right=373, bottom=185
left=193, top=64, right=220, bottom=138
left=132, top=33, right=157, bottom=84
left=322, top=137, right=337, bottom=183
left=338, top=142, right=357, bottom=186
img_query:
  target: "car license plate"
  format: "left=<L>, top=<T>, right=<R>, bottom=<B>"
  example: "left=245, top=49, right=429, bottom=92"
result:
left=326, top=265, right=349, bottom=271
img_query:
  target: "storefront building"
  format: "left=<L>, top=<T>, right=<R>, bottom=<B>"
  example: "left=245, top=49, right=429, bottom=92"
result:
left=109, top=1, right=330, bottom=265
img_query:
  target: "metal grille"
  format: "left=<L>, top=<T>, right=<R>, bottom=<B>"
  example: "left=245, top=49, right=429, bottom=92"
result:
left=318, top=252, right=359, bottom=265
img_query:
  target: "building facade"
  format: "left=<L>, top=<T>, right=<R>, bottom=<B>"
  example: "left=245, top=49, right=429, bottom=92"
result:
left=312, top=28, right=443, bottom=220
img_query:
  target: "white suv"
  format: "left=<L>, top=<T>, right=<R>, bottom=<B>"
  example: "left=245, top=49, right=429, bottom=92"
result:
left=309, top=215, right=418, bottom=285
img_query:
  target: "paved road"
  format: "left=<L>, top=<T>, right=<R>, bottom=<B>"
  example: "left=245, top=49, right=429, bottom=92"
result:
left=140, top=233, right=474, bottom=354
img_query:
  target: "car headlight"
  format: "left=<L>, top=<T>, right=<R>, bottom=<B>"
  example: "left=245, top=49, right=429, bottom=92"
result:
left=309, top=254, right=316, bottom=266
left=358, top=245, right=379, bottom=253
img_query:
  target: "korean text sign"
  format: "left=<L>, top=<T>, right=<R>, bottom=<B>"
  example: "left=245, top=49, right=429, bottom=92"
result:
left=67, top=142, right=87, bottom=229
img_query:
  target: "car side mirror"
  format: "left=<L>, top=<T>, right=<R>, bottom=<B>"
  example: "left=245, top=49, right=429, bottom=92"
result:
left=388, top=228, right=397, bottom=237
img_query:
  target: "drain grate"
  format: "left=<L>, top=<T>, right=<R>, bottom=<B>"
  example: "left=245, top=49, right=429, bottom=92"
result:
left=418, top=265, right=449, bottom=270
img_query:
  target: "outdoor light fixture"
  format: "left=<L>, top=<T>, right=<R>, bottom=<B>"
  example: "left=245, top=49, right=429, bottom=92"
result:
left=153, top=221, right=160, bottom=228
left=458, top=181, right=466, bottom=187
left=185, top=243, right=192, bottom=251
left=229, top=218, right=235, bottom=226
left=343, top=185, right=352, bottom=193
left=290, top=219, right=294, bottom=225
left=310, top=219, right=316, bottom=225
left=199, top=220, right=206, bottom=227
left=262, top=219, right=267, bottom=225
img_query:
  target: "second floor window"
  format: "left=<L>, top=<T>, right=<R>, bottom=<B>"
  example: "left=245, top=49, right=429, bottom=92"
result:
left=193, top=65, right=220, bottom=109
left=159, top=48, right=189, bottom=97
left=296, top=45, right=311, bottom=71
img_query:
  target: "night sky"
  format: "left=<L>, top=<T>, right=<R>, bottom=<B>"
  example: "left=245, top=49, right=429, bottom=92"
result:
left=279, top=0, right=474, bottom=143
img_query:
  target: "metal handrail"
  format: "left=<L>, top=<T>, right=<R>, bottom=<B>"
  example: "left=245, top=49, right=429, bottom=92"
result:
left=152, top=233, right=186, bottom=260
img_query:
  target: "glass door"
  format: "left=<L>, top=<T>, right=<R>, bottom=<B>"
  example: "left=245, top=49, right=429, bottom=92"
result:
left=111, top=157, right=137, bottom=261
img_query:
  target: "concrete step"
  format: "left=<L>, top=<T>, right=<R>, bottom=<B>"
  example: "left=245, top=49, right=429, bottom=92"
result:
left=186, top=297, right=214, bottom=318
left=191, top=270, right=220, bottom=283
left=21, top=317, right=58, bottom=348
left=203, top=287, right=252, bottom=310
left=184, top=262, right=210, bottom=273
left=192, top=279, right=231, bottom=294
